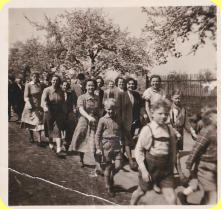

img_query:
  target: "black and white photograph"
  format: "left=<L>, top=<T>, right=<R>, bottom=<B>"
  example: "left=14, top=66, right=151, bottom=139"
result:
left=3, top=0, right=219, bottom=207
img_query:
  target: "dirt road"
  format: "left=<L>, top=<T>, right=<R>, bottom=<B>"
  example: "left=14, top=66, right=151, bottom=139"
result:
left=8, top=121, right=203, bottom=206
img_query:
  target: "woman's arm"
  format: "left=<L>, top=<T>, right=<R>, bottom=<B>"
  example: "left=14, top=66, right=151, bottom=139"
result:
left=41, top=88, right=49, bottom=112
left=145, top=100, right=152, bottom=121
left=24, top=84, right=32, bottom=109
left=79, top=106, right=95, bottom=122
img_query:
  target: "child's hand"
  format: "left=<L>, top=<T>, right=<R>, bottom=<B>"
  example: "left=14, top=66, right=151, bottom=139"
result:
left=96, top=149, right=102, bottom=155
left=142, top=170, right=151, bottom=182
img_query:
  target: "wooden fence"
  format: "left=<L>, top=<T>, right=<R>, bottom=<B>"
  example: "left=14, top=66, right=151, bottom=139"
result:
left=160, top=74, right=217, bottom=97
left=136, top=73, right=217, bottom=114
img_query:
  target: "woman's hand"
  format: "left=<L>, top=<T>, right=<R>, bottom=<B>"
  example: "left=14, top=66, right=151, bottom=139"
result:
left=88, top=116, right=96, bottom=124
left=26, top=101, right=32, bottom=110
left=141, top=170, right=151, bottom=182
left=43, top=107, right=49, bottom=112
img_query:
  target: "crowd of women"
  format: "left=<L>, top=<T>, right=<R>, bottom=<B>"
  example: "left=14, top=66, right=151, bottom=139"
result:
left=9, top=70, right=217, bottom=205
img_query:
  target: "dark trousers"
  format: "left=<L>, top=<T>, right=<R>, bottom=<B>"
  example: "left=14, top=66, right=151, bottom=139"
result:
left=44, top=111, right=65, bottom=138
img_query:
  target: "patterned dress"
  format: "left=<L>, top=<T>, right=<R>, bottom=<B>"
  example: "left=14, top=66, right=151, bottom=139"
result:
left=69, top=93, right=101, bottom=153
left=21, top=81, right=43, bottom=131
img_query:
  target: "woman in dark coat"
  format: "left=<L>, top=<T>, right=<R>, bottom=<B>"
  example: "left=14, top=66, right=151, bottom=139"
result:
left=120, top=77, right=147, bottom=171
left=61, top=80, right=78, bottom=150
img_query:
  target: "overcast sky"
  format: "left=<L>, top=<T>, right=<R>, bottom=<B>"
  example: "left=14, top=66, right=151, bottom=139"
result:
left=9, top=8, right=216, bottom=75
left=9, top=8, right=147, bottom=45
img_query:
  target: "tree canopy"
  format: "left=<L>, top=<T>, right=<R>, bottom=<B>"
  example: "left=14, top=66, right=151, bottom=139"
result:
left=141, top=6, right=216, bottom=65
left=9, top=9, right=151, bottom=78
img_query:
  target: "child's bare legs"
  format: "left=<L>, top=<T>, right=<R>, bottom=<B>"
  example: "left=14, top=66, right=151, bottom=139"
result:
left=94, top=153, right=104, bottom=175
left=104, top=163, right=114, bottom=196
left=130, top=186, right=145, bottom=205
left=125, top=145, right=137, bottom=171
left=110, top=158, right=122, bottom=186
left=113, top=158, right=122, bottom=175
left=162, top=187, right=176, bottom=205
left=201, top=191, right=217, bottom=205
left=176, top=152, right=186, bottom=184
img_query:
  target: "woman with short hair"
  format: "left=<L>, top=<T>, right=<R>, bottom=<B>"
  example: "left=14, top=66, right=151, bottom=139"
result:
left=69, top=79, right=102, bottom=167
left=41, top=74, right=67, bottom=157
left=120, top=77, right=147, bottom=171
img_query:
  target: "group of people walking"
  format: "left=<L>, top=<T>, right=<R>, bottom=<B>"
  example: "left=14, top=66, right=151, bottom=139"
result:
left=9, top=70, right=217, bottom=205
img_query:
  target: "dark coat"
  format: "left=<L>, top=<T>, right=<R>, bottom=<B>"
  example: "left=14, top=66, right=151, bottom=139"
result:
left=120, top=91, right=145, bottom=134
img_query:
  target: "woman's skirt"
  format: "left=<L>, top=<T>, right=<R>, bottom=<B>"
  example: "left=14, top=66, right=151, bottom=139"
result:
left=68, top=116, right=96, bottom=153
left=21, top=107, right=44, bottom=131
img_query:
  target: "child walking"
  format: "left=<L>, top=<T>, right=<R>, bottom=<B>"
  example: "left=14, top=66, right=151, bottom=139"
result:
left=95, top=98, right=123, bottom=197
left=180, top=107, right=217, bottom=205
left=131, top=98, right=177, bottom=205
left=169, top=90, right=198, bottom=183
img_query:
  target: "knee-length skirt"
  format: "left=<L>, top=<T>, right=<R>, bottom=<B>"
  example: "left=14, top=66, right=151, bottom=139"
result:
left=21, top=106, right=44, bottom=131
left=68, top=116, right=96, bottom=153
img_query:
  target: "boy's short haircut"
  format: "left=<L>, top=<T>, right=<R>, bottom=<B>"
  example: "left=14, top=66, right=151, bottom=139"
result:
left=172, top=89, right=183, bottom=97
left=151, top=98, right=171, bottom=111
left=104, top=98, right=117, bottom=109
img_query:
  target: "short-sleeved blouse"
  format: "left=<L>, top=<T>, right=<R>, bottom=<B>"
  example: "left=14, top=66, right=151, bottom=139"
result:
left=142, top=87, right=166, bottom=106
left=24, top=81, right=42, bottom=108
left=77, top=93, right=101, bottom=117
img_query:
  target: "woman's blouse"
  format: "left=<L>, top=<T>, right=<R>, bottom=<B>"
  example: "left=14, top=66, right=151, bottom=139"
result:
left=24, top=81, right=42, bottom=108
left=77, top=93, right=101, bottom=117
